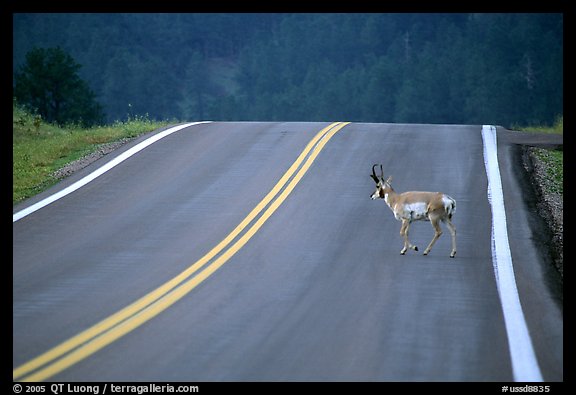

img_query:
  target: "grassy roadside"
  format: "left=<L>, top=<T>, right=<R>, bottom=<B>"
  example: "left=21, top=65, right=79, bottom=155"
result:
left=13, top=102, right=173, bottom=205
left=516, top=115, right=563, bottom=135
left=515, top=116, right=563, bottom=281
left=515, top=116, right=563, bottom=196
left=530, top=149, right=563, bottom=195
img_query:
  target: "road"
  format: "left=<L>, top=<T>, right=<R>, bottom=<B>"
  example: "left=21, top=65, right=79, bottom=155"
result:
left=13, top=122, right=562, bottom=381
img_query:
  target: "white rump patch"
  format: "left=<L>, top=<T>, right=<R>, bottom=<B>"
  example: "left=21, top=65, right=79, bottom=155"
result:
left=442, top=195, right=456, bottom=214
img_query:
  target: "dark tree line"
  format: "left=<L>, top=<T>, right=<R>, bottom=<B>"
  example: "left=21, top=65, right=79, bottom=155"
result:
left=14, top=47, right=104, bottom=126
left=13, top=13, right=562, bottom=127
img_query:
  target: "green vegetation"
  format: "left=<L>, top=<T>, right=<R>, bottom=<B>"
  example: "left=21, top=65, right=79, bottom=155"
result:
left=516, top=115, right=564, bottom=135
left=518, top=116, right=563, bottom=196
left=533, top=149, right=563, bottom=195
left=13, top=101, right=171, bottom=205
left=13, top=14, right=563, bottom=127
left=13, top=13, right=563, bottom=204
left=14, top=47, right=104, bottom=126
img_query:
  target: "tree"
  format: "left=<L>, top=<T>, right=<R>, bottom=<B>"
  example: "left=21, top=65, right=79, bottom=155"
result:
left=178, top=50, right=210, bottom=120
left=13, top=14, right=562, bottom=126
left=14, top=47, right=104, bottom=126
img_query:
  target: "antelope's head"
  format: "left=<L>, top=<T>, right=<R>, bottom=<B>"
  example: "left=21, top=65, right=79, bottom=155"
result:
left=370, top=164, right=393, bottom=200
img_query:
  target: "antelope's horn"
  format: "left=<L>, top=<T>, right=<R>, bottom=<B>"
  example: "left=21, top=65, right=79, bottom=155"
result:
left=371, top=164, right=380, bottom=183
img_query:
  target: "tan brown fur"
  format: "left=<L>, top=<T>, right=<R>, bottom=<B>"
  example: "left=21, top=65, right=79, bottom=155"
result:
left=370, top=165, right=456, bottom=258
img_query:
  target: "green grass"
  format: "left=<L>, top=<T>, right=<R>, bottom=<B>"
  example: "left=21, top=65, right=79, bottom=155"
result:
left=13, top=101, right=173, bottom=205
left=532, top=148, right=563, bottom=195
left=515, top=115, right=563, bottom=135
left=515, top=115, right=563, bottom=196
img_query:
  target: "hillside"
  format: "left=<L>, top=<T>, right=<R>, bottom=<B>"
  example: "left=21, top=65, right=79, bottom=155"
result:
left=13, top=13, right=563, bottom=127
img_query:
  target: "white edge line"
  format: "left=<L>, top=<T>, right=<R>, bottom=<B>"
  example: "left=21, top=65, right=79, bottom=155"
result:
left=13, top=121, right=212, bottom=223
left=481, top=125, right=543, bottom=382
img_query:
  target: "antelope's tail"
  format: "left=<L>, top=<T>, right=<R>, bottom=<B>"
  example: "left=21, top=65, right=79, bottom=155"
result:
left=443, top=195, right=456, bottom=219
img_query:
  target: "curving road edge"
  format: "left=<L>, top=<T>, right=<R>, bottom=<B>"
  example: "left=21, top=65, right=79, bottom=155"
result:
left=12, top=122, right=212, bottom=223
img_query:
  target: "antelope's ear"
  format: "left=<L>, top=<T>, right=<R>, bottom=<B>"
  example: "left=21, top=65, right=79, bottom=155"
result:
left=385, top=176, right=393, bottom=184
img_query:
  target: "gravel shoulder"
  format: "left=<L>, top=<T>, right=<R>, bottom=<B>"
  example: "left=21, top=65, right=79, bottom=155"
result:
left=51, top=137, right=136, bottom=180
left=522, top=146, right=563, bottom=280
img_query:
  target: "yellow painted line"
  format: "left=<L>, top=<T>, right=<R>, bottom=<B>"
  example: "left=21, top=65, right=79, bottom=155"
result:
left=13, top=122, right=338, bottom=380
left=14, top=121, right=349, bottom=382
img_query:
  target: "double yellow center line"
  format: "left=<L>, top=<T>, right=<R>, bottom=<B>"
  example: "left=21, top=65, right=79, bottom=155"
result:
left=14, top=121, right=350, bottom=382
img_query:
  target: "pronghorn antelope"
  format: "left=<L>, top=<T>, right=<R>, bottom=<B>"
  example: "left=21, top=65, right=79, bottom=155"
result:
left=370, top=164, right=457, bottom=258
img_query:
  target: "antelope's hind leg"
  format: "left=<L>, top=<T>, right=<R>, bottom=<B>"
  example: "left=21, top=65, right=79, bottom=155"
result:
left=446, top=218, right=457, bottom=258
left=423, top=216, right=443, bottom=256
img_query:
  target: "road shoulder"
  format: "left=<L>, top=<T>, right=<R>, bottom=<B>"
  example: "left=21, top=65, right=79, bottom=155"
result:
left=522, top=147, right=563, bottom=281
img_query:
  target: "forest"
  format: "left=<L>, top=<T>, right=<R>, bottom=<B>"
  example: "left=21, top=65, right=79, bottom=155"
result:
left=13, top=13, right=563, bottom=127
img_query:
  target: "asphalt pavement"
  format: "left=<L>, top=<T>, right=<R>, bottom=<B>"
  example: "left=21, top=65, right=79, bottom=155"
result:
left=13, top=122, right=562, bottom=381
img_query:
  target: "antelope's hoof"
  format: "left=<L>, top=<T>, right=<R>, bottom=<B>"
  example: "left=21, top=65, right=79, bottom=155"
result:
left=414, top=246, right=419, bottom=252
left=450, top=252, right=456, bottom=258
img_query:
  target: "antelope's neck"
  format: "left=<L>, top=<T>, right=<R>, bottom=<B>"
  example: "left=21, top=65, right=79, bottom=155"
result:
left=383, top=189, right=397, bottom=209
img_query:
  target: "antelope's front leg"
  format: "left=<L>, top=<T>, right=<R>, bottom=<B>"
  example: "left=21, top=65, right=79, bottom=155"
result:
left=399, top=219, right=418, bottom=255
